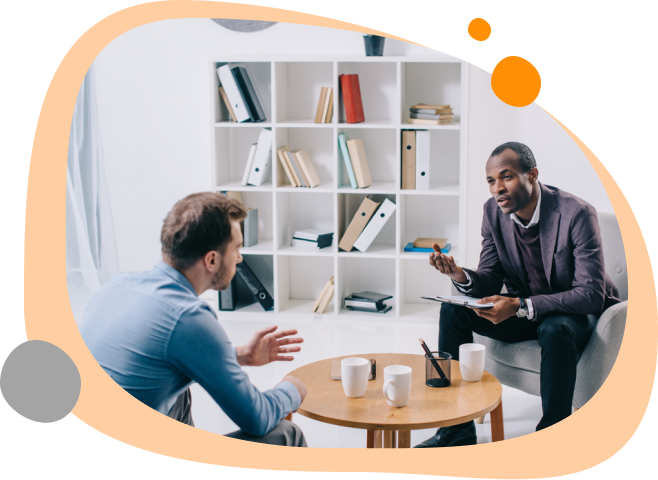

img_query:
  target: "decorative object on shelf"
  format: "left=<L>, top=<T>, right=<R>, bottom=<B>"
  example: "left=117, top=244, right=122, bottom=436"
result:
left=346, top=138, right=372, bottom=188
left=312, top=276, right=335, bottom=314
left=363, top=34, right=386, bottom=56
left=345, top=291, right=392, bottom=313
left=245, top=128, right=273, bottom=186
left=339, top=74, right=365, bottom=123
left=216, top=63, right=266, bottom=123
left=353, top=198, right=397, bottom=252
left=314, top=87, right=334, bottom=123
left=292, top=229, right=334, bottom=250
left=211, top=19, right=276, bottom=32
left=407, top=103, right=454, bottom=125
left=235, top=259, right=273, bottom=311
left=338, top=195, right=381, bottom=252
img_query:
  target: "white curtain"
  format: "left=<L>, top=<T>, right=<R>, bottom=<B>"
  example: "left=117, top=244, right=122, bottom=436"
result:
left=66, top=64, right=119, bottom=324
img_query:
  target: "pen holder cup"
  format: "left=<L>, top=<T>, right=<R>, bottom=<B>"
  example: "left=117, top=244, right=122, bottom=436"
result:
left=425, top=351, right=452, bottom=388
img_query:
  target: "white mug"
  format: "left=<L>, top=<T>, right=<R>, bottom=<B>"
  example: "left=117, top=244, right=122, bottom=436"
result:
left=341, top=357, right=370, bottom=397
left=382, top=365, right=412, bottom=407
left=459, top=343, right=486, bottom=382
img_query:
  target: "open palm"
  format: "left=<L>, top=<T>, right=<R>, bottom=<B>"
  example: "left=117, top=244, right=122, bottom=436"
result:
left=237, top=325, right=304, bottom=367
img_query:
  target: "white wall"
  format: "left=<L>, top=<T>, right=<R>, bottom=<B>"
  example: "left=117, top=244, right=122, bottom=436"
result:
left=94, top=18, right=613, bottom=274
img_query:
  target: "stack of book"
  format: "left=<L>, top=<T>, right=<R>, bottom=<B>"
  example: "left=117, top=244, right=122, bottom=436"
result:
left=241, top=128, right=273, bottom=186
left=338, top=195, right=396, bottom=252
left=217, top=63, right=266, bottom=123
left=292, top=229, right=334, bottom=250
left=344, top=291, right=392, bottom=314
left=401, top=130, right=430, bottom=190
left=338, top=133, right=372, bottom=188
left=312, top=276, right=334, bottom=314
left=276, top=147, right=322, bottom=188
left=407, top=104, right=454, bottom=126
left=339, top=74, right=365, bottom=124
left=404, top=237, right=451, bottom=253
left=314, top=87, right=334, bottom=123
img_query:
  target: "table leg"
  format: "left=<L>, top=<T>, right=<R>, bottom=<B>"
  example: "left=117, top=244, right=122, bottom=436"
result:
left=383, top=431, right=394, bottom=448
left=490, top=400, right=505, bottom=442
left=397, top=430, right=411, bottom=448
left=367, top=430, right=383, bottom=448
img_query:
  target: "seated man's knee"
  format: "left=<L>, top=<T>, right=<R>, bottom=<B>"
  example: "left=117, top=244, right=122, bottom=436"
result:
left=538, top=316, right=576, bottom=346
left=277, top=420, right=307, bottom=447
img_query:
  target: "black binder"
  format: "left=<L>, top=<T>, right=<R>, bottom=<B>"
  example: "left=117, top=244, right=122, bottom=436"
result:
left=218, top=276, right=237, bottom=311
left=231, top=66, right=266, bottom=123
left=235, top=260, right=274, bottom=311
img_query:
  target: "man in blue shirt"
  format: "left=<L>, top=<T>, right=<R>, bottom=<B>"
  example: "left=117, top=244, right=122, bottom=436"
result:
left=80, top=192, right=307, bottom=446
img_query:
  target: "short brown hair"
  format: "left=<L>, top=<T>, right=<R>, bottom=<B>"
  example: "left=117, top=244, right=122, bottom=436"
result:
left=161, top=192, right=247, bottom=270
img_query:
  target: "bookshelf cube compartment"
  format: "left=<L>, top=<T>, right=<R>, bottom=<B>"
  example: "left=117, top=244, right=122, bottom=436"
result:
left=276, top=191, right=334, bottom=254
left=337, top=257, right=396, bottom=316
left=401, top=62, right=461, bottom=124
left=337, top=193, right=397, bottom=256
left=273, top=127, right=334, bottom=190
left=337, top=128, right=397, bottom=192
left=337, top=61, right=397, bottom=125
left=222, top=254, right=275, bottom=315
left=399, top=194, right=459, bottom=260
left=213, top=62, right=272, bottom=124
left=276, top=255, right=335, bottom=314
left=221, top=191, right=273, bottom=254
left=399, top=129, right=460, bottom=192
left=213, top=126, right=274, bottom=190
left=274, top=62, right=334, bottom=124
left=399, top=259, right=453, bottom=319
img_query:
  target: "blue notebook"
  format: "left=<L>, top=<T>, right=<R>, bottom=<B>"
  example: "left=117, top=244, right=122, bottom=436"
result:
left=404, top=242, right=451, bottom=253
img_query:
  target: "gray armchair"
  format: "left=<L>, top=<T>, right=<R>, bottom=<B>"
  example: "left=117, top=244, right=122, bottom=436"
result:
left=473, top=212, right=627, bottom=411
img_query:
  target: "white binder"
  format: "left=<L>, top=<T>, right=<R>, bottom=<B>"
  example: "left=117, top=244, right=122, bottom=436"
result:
left=415, top=130, right=430, bottom=190
left=241, top=143, right=257, bottom=186
left=247, top=128, right=273, bottom=186
left=217, top=64, right=251, bottom=123
left=353, top=198, right=396, bottom=252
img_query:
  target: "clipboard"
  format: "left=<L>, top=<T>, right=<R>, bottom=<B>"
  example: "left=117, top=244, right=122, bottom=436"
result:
left=421, top=295, right=494, bottom=309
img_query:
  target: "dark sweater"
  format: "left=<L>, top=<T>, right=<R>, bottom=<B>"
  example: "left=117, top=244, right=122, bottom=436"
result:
left=513, top=222, right=552, bottom=296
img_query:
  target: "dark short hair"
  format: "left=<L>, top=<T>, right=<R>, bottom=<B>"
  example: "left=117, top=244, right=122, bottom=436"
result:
left=490, top=142, right=537, bottom=173
left=161, top=192, right=247, bottom=270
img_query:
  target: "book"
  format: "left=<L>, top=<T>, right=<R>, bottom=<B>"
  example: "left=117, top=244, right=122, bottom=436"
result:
left=338, top=195, right=381, bottom=252
left=246, top=128, right=273, bottom=186
left=413, top=238, right=448, bottom=249
left=219, top=86, right=237, bottom=122
left=410, top=112, right=455, bottom=120
left=345, top=305, right=392, bottom=314
left=346, top=138, right=372, bottom=188
left=404, top=242, right=451, bottom=253
left=276, top=146, right=298, bottom=187
left=278, top=146, right=301, bottom=186
left=291, top=239, right=332, bottom=249
left=401, top=130, right=416, bottom=190
left=242, top=208, right=258, bottom=247
left=312, top=277, right=334, bottom=313
left=350, top=291, right=393, bottom=303
left=407, top=118, right=453, bottom=125
left=321, top=87, right=332, bottom=124
left=317, top=282, right=334, bottom=314
left=411, top=107, right=453, bottom=115
left=353, top=198, right=396, bottom=252
left=293, top=229, right=334, bottom=240
left=294, top=150, right=321, bottom=188
left=235, top=259, right=274, bottom=311
left=339, top=74, right=365, bottom=123
left=232, top=65, right=266, bottom=122
left=287, top=150, right=308, bottom=187
left=415, top=130, right=430, bottom=190
left=314, top=87, right=328, bottom=123
left=324, top=88, right=334, bottom=123
left=218, top=276, right=237, bottom=311
left=411, top=103, right=450, bottom=111
left=217, top=64, right=250, bottom=123
left=338, top=133, right=358, bottom=189
left=241, top=143, right=257, bottom=186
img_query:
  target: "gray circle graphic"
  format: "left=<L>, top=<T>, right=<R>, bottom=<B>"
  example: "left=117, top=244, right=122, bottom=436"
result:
left=211, top=19, right=276, bottom=32
left=1, top=340, right=81, bottom=422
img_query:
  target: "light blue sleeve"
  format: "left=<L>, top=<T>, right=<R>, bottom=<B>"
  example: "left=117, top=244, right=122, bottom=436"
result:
left=166, top=304, right=301, bottom=437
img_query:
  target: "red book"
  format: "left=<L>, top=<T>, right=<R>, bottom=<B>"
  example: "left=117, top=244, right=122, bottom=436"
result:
left=340, top=74, right=365, bottom=123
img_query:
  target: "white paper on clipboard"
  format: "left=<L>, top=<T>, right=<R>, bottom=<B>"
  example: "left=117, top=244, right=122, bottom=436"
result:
left=421, top=295, right=495, bottom=309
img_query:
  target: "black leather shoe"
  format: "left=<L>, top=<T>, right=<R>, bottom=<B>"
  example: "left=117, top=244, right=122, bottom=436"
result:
left=413, top=421, right=477, bottom=448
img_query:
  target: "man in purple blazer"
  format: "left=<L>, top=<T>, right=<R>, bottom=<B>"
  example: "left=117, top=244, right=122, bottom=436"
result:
left=416, top=142, right=620, bottom=448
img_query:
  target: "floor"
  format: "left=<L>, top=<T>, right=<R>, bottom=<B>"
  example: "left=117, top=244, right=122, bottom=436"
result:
left=190, top=313, right=544, bottom=447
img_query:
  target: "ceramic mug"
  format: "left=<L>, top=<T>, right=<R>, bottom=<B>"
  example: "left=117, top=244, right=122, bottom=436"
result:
left=382, top=365, right=412, bottom=407
left=341, top=357, right=370, bottom=397
left=459, top=343, right=486, bottom=382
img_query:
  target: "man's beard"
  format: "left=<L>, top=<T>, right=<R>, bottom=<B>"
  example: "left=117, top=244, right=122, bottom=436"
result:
left=210, top=267, right=232, bottom=291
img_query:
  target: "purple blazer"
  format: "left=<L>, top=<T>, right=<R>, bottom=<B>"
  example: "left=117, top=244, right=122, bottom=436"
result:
left=463, top=183, right=621, bottom=320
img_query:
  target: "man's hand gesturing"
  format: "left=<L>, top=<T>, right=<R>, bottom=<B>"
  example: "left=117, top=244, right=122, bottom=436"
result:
left=236, top=325, right=304, bottom=367
left=429, top=243, right=468, bottom=284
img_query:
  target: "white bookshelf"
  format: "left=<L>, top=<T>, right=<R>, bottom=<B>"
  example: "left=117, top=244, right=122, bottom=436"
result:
left=209, top=56, right=468, bottom=322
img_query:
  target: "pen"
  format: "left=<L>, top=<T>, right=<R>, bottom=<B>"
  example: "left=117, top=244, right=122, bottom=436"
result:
left=419, top=338, right=450, bottom=387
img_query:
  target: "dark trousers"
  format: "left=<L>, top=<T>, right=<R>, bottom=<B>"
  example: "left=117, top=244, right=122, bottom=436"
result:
left=438, top=302, right=597, bottom=431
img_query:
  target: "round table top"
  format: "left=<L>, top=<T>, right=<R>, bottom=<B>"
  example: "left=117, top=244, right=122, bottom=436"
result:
left=287, top=353, right=502, bottom=431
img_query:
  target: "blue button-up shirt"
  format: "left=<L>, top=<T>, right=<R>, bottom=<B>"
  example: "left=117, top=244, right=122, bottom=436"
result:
left=80, top=261, right=301, bottom=436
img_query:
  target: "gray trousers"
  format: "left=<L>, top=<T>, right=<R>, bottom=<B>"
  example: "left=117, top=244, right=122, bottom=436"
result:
left=167, top=389, right=307, bottom=447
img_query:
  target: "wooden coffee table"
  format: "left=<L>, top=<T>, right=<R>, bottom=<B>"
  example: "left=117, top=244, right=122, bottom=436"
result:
left=287, top=353, right=504, bottom=448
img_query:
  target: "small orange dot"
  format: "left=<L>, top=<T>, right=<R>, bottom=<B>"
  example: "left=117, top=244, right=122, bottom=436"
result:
left=491, top=56, right=541, bottom=107
left=468, top=18, right=491, bottom=41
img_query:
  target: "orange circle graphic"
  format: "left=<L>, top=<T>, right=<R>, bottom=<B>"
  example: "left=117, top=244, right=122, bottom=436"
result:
left=468, top=18, right=491, bottom=41
left=491, top=56, right=541, bottom=107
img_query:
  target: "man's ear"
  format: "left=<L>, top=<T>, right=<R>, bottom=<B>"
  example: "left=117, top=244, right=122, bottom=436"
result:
left=204, top=250, right=219, bottom=272
left=527, top=167, right=539, bottom=184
